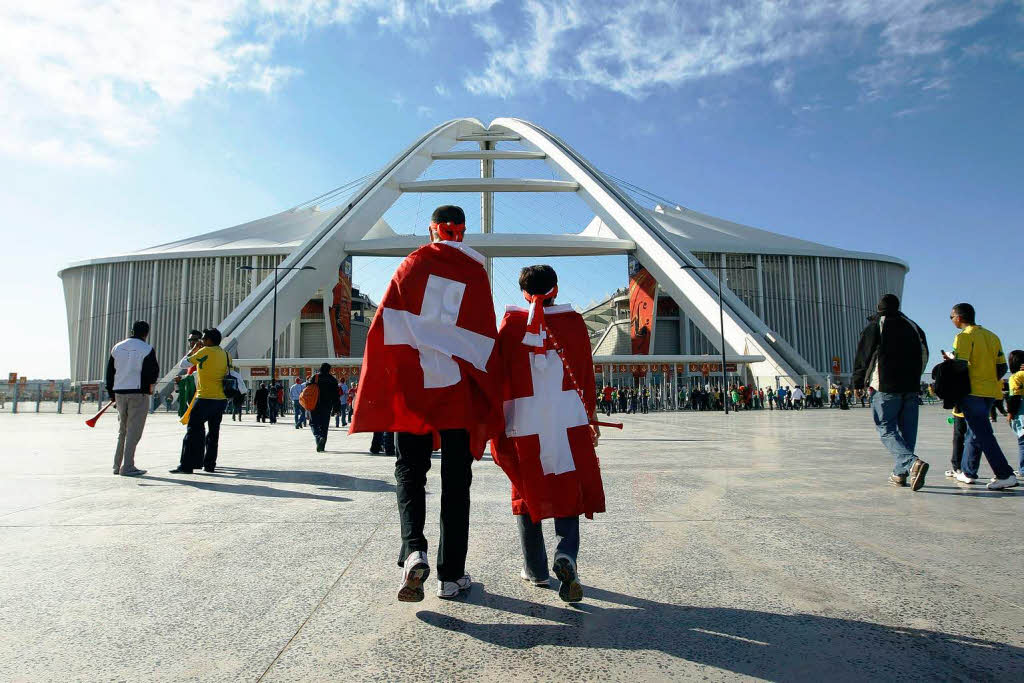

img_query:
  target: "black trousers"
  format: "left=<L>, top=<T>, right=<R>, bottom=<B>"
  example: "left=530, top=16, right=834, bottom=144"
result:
left=395, top=429, right=473, bottom=582
left=180, top=399, right=225, bottom=471
left=310, top=412, right=331, bottom=446
left=371, top=431, right=395, bottom=454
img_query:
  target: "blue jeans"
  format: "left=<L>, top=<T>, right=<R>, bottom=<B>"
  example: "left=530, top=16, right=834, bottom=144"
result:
left=871, top=391, right=920, bottom=475
left=960, top=396, right=1013, bottom=479
left=293, top=400, right=306, bottom=427
left=517, top=514, right=580, bottom=582
left=335, top=403, right=348, bottom=428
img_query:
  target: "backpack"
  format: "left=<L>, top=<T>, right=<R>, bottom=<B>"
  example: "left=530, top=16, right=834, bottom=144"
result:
left=299, top=376, right=320, bottom=411
left=222, top=352, right=241, bottom=399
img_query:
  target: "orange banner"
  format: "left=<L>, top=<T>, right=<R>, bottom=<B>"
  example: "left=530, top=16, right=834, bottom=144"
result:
left=628, top=256, right=656, bottom=356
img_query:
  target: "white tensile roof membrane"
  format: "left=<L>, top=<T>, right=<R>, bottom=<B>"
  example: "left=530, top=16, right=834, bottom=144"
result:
left=60, top=200, right=905, bottom=271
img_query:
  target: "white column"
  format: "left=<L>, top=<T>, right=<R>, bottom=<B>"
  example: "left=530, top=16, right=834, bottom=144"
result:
left=84, top=267, right=98, bottom=381
left=179, top=259, right=190, bottom=346
left=125, top=261, right=134, bottom=324
left=786, top=255, right=797, bottom=346
left=814, top=257, right=827, bottom=373
left=755, top=254, right=765, bottom=319
left=213, top=257, right=223, bottom=323
left=100, top=265, right=113, bottom=372
left=838, top=259, right=848, bottom=376
left=480, top=140, right=494, bottom=289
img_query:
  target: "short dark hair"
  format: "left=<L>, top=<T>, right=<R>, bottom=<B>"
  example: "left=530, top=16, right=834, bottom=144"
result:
left=320, top=362, right=331, bottom=373
left=131, top=321, right=150, bottom=339
left=431, top=205, right=465, bottom=224
left=519, top=264, right=558, bottom=298
left=877, top=294, right=900, bottom=313
left=1009, top=350, right=1024, bottom=374
left=188, top=329, right=202, bottom=338
left=952, top=303, right=975, bottom=324
left=202, top=328, right=222, bottom=345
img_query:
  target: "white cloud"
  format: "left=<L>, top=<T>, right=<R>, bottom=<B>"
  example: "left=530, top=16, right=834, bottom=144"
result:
left=0, top=0, right=496, bottom=169
left=473, top=20, right=504, bottom=44
left=417, top=105, right=435, bottom=117
left=772, top=69, right=795, bottom=97
left=434, top=83, right=451, bottom=97
left=463, top=0, right=1010, bottom=100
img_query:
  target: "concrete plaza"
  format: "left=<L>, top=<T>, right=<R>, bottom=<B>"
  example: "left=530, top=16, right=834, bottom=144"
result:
left=1, top=406, right=1022, bottom=681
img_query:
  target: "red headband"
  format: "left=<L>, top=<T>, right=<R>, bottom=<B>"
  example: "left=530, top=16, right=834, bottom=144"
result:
left=523, top=285, right=557, bottom=353
left=430, top=221, right=466, bottom=242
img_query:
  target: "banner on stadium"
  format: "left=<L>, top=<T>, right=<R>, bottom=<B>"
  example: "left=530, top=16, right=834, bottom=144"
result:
left=7, top=373, right=15, bottom=384
left=628, top=255, right=656, bottom=356
left=831, top=356, right=841, bottom=375
left=250, top=367, right=269, bottom=377
left=330, top=256, right=353, bottom=357
left=594, top=364, right=603, bottom=374
left=689, top=362, right=738, bottom=374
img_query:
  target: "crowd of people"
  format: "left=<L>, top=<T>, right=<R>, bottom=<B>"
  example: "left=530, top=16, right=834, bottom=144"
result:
left=99, top=204, right=1022, bottom=610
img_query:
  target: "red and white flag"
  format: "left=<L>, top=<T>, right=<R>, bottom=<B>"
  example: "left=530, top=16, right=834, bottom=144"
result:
left=490, top=304, right=606, bottom=522
left=349, top=241, right=503, bottom=458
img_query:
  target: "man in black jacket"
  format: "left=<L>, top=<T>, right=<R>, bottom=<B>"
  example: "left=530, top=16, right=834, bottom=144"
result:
left=105, top=321, right=160, bottom=476
left=852, top=294, right=930, bottom=491
left=309, top=363, right=341, bottom=452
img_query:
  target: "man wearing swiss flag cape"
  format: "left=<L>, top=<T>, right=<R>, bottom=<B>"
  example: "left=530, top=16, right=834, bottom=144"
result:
left=491, top=265, right=607, bottom=603
left=350, top=205, right=503, bottom=602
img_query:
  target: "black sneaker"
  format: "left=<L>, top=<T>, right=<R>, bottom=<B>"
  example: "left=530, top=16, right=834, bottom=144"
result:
left=909, top=459, right=929, bottom=492
left=169, top=468, right=193, bottom=474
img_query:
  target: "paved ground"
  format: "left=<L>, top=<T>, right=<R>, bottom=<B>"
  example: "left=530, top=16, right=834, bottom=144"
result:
left=1, top=406, right=1022, bottom=682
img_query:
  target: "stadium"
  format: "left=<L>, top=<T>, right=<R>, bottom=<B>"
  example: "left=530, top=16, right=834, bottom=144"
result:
left=58, top=117, right=907, bottom=396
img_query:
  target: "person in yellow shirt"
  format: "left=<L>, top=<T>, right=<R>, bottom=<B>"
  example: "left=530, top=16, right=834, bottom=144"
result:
left=943, top=303, right=1017, bottom=489
left=1006, top=350, right=1024, bottom=478
left=171, top=328, right=229, bottom=474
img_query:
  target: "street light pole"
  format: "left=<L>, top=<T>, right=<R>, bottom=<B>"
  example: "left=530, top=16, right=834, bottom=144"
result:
left=681, top=263, right=756, bottom=416
left=238, top=263, right=316, bottom=386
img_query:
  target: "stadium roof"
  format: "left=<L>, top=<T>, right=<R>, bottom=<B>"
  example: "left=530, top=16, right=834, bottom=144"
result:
left=59, top=195, right=906, bottom=273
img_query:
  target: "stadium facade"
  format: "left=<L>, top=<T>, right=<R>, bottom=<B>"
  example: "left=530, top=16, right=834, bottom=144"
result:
left=59, top=117, right=907, bottom=392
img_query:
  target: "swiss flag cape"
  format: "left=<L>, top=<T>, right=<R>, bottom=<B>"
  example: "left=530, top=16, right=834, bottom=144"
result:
left=490, top=304, right=606, bottom=522
left=349, top=241, right=503, bottom=458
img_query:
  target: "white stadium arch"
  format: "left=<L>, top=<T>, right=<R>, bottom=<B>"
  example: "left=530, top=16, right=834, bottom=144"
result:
left=60, top=117, right=908, bottom=394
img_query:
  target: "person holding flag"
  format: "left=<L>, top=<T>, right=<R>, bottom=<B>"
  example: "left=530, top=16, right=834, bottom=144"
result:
left=491, top=265, right=607, bottom=603
left=349, top=205, right=503, bottom=602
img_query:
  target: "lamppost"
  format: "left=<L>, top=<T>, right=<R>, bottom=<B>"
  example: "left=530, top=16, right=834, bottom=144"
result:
left=238, top=264, right=316, bottom=385
left=680, top=263, right=756, bottom=415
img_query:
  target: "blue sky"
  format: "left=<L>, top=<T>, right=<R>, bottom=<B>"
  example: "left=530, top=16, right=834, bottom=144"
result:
left=1, top=0, right=1022, bottom=377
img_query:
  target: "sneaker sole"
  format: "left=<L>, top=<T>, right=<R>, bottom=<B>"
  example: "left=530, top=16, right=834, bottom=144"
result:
left=910, top=461, right=929, bottom=491
left=397, top=564, right=430, bottom=603
left=553, top=557, right=583, bottom=603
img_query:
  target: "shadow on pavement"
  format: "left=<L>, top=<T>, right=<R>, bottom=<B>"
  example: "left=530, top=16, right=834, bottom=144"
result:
left=213, top=467, right=395, bottom=493
left=417, top=584, right=1023, bottom=680
left=139, top=475, right=353, bottom=503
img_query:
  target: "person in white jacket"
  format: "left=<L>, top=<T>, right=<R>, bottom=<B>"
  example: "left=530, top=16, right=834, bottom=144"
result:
left=104, top=321, right=159, bottom=476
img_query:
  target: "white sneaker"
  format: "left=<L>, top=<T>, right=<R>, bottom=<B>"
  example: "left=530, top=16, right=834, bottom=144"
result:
left=520, top=569, right=549, bottom=587
left=987, top=475, right=1019, bottom=491
left=944, top=469, right=960, bottom=478
left=397, top=551, right=430, bottom=603
left=954, top=471, right=978, bottom=484
left=437, top=574, right=471, bottom=599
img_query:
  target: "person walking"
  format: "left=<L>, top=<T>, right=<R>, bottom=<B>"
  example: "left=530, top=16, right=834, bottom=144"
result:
left=336, top=377, right=350, bottom=428
left=175, top=330, right=201, bottom=418
left=307, top=363, right=340, bottom=452
left=289, top=377, right=307, bottom=429
left=254, top=383, right=268, bottom=423
left=944, top=303, right=1017, bottom=489
left=268, top=382, right=280, bottom=424
left=852, top=294, right=929, bottom=491
left=1006, top=350, right=1024, bottom=478
left=105, top=321, right=159, bottom=476
left=171, top=328, right=229, bottom=475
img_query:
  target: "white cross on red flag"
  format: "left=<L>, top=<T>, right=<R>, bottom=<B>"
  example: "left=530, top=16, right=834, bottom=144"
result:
left=349, top=242, right=503, bottom=459
left=490, top=304, right=606, bottom=523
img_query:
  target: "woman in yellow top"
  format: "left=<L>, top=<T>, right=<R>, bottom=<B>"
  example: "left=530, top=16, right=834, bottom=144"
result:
left=943, top=303, right=1017, bottom=489
left=171, top=328, right=229, bottom=474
